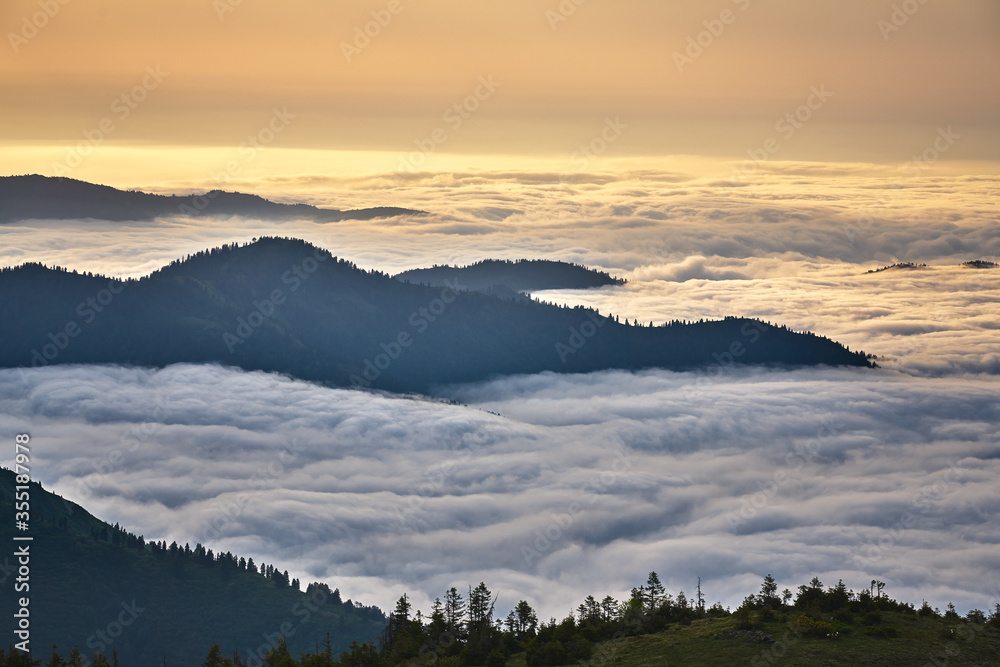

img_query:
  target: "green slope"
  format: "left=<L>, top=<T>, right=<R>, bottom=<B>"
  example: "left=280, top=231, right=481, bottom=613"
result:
left=571, top=611, right=1000, bottom=667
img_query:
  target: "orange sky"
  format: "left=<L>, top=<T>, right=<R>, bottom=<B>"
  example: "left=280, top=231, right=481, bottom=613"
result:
left=2, top=0, right=999, bottom=174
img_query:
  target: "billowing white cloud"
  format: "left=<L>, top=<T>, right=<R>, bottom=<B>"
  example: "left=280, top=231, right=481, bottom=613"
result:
left=1, top=163, right=999, bottom=623
left=537, top=260, right=1000, bottom=377
left=1, top=164, right=998, bottom=278
left=629, top=256, right=751, bottom=282
left=3, top=167, right=997, bottom=381
left=2, top=363, right=998, bottom=621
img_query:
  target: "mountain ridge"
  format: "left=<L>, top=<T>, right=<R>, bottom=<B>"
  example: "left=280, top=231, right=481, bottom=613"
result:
left=0, top=237, right=875, bottom=395
left=0, top=175, right=424, bottom=223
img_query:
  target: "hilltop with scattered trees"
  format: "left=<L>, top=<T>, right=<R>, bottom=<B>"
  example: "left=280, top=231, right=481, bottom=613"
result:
left=864, top=262, right=928, bottom=274
left=962, top=260, right=998, bottom=269
left=863, top=260, right=999, bottom=274
left=11, top=570, right=998, bottom=666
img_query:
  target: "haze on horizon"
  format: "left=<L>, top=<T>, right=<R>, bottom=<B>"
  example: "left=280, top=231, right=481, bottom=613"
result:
left=1, top=0, right=999, bottom=186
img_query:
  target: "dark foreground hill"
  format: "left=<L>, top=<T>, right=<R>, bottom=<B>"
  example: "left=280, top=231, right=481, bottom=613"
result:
left=0, top=237, right=873, bottom=394
left=394, top=259, right=625, bottom=295
left=0, top=175, right=422, bottom=223
left=0, top=468, right=386, bottom=666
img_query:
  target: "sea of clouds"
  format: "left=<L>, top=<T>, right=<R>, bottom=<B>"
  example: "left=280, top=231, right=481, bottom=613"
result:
left=1, top=363, right=997, bottom=624
left=2, top=162, right=998, bottom=277
left=1, top=163, right=998, bottom=624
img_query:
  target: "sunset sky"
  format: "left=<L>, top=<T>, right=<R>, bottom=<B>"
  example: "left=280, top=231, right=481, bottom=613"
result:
left=2, top=0, right=999, bottom=185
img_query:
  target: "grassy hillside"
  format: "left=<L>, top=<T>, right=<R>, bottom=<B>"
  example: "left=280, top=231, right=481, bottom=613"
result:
left=568, top=611, right=1000, bottom=667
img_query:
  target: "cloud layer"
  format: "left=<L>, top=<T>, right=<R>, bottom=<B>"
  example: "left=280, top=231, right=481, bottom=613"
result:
left=3, top=363, right=998, bottom=620
left=1, top=164, right=998, bottom=621
left=1, top=164, right=998, bottom=276
left=3, top=164, right=996, bottom=377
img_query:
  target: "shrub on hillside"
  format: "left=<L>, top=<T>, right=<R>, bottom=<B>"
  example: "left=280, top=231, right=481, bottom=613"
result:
left=792, top=614, right=837, bottom=639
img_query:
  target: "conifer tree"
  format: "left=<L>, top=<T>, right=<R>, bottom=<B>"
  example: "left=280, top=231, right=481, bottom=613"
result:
left=646, top=572, right=666, bottom=610
left=202, top=643, right=225, bottom=667
left=444, top=587, right=466, bottom=636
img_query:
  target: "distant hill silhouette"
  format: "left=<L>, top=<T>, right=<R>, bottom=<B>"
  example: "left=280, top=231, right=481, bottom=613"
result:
left=0, top=175, right=423, bottom=223
left=0, top=468, right=385, bottom=666
left=864, top=262, right=928, bottom=274
left=395, top=259, right=626, bottom=297
left=864, top=260, right=999, bottom=275
left=0, top=237, right=873, bottom=394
